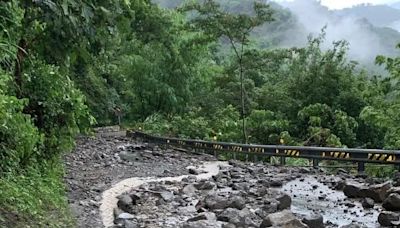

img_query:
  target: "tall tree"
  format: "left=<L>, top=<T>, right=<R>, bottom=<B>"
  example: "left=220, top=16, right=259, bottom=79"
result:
left=181, top=0, right=274, bottom=143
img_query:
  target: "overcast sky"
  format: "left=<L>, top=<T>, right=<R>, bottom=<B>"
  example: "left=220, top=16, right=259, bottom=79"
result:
left=274, top=0, right=399, bottom=9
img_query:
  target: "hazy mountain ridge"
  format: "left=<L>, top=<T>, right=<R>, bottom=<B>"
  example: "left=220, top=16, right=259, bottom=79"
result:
left=335, top=3, right=400, bottom=32
left=152, top=0, right=400, bottom=65
left=391, top=1, right=400, bottom=9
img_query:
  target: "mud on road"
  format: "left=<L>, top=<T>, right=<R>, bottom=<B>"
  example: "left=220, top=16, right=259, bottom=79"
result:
left=65, top=134, right=399, bottom=228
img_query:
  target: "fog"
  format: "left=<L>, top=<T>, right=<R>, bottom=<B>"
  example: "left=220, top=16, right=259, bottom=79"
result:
left=277, top=0, right=399, bottom=63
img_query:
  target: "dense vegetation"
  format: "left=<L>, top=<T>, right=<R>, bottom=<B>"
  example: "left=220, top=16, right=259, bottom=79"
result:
left=0, top=0, right=399, bottom=226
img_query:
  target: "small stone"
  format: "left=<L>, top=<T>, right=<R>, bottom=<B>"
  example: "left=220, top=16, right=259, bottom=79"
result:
left=341, top=223, right=361, bottom=228
left=187, top=212, right=217, bottom=222
left=182, top=184, right=197, bottom=196
left=117, top=195, right=133, bottom=212
left=361, top=198, right=374, bottom=209
left=182, top=220, right=221, bottom=228
left=113, top=207, right=124, bottom=217
left=124, top=220, right=139, bottom=228
left=117, top=212, right=135, bottom=220
left=179, top=206, right=197, bottom=214
left=187, top=166, right=199, bottom=175
left=159, top=191, right=174, bottom=202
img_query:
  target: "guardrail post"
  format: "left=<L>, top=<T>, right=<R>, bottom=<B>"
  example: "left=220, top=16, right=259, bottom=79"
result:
left=357, top=162, right=365, bottom=173
left=312, top=159, right=319, bottom=168
left=280, top=156, right=286, bottom=166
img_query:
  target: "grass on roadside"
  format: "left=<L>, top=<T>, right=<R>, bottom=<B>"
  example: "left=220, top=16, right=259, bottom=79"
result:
left=0, top=160, right=75, bottom=228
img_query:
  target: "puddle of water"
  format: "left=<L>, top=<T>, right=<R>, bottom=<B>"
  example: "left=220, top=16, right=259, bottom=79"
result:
left=281, top=176, right=380, bottom=227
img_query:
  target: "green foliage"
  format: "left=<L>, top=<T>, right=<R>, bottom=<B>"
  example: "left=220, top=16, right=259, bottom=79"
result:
left=182, top=0, right=275, bottom=143
left=171, top=110, right=212, bottom=139
left=210, top=105, right=242, bottom=142
left=139, top=105, right=242, bottom=142
left=22, top=61, right=94, bottom=156
left=2, top=1, right=400, bottom=227
left=365, top=164, right=396, bottom=178
left=0, top=162, right=74, bottom=227
left=298, top=103, right=357, bottom=147
left=0, top=72, right=42, bottom=172
left=247, top=109, right=290, bottom=144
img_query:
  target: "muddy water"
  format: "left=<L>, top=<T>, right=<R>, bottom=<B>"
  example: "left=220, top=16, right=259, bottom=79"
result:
left=99, top=161, right=229, bottom=227
left=281, top=176, right=381, bottom=227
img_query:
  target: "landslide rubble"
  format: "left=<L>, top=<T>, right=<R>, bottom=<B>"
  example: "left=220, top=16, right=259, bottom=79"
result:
left=65, top=134, right=400, bottom=228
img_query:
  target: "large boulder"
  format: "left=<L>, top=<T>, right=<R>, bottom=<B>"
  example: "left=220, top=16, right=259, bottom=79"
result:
left=386, top=187, right=400, bottom=197
left=217, top=208, right=258, bottom=227
left=302, top=214, right=324, bottom=228
left=194, top=181, right=216, bottom=190
left=378, top=211, right=400, bottom=226
left=343, top=181, right=391, bottom=202
left=383, top=193, right=400, bottom=211
left=229, top=196, right=246, bottom=210
left=343, top=182, right=366, bottom=198
left=259, top=210, right=308, bottom=228
left=276, top=193, right=292, bottom=210
left=255, top=199, right=279, bottom=218
left=204, top=194, right=231, bottom=210
left=362, top=182, right=391, bottom=202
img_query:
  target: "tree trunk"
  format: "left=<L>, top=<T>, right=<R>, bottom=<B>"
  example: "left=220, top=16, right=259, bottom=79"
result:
left=239, top=58, right=247, bottom=144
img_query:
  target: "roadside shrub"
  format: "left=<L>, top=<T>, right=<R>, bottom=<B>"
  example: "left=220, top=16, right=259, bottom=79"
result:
left=0, top=72, right=42, bottom=172
left=22, top=61, right=94, bottom=157
left=247, top=109, right=290, bottom=144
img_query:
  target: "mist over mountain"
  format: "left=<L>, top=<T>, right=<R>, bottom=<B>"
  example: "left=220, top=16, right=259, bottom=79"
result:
left=278, top=0, right=400, bottom=64
left=336, top=4, right=400, bottom=28
left=334, top=3, right=400, bottom=33
left=152, top=0, right=400, bottom=66
left=391, top=1, right=400, bottom=9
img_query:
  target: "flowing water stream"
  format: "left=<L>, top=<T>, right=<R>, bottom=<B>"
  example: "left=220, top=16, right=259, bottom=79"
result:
left=282, top=176, right=381, bottom=227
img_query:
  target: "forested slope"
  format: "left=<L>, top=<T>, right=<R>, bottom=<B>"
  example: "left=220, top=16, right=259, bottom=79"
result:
left=0, top=0, right=399, bottom=227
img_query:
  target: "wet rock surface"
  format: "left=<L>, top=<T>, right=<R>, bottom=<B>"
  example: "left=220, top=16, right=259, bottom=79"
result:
left=64, top=135, right=215, bottom=227
left=65, top=134, right=400, bottom=228
left=110, top=160, right=309, bottom=228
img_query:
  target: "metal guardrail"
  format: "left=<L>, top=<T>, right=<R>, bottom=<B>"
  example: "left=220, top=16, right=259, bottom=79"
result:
left=127, top=131, right=400, bottom=173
